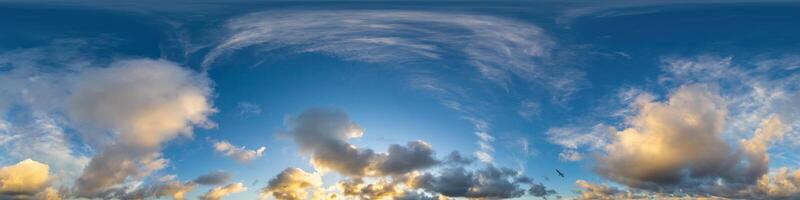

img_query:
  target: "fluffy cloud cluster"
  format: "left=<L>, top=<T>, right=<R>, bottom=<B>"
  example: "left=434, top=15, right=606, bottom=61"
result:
left=595, top=84, right=792, bottom=198
left=338, top=178, right=402, bottom=200
left=409, top=165, right=530, bottom=199
left=261, top=108, right=554, bottom=200
left=574, top=180, right=633, bottom=200
left=280, top=108, right=439, bottom=177
left=752, top=167, right=800, bottom=199
left=0, top=159, right=59, bottom=199
left=70, top=59, right=216, bottom=197
left=213, top=140, right=266, bottom=162
left=0, top=42, right=220, bottom=199
left=261, top=168, right=322, bottom=200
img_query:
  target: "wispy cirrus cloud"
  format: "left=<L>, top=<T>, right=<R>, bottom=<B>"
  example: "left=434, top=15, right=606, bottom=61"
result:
left=203, top=10, right=587, bottom=165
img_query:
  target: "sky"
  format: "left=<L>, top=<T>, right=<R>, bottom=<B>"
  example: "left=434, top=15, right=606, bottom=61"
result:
left=0, top=1, right=799, bottom=200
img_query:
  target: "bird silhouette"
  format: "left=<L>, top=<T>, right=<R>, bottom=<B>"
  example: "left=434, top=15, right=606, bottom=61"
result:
left=555, top=169, right=565, bottom=178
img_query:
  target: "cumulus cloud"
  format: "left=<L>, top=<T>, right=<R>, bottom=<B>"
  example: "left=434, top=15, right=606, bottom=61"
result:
left=68, top=59, right=215, bottom=197
left=200, top=182, right=246, bottom=200
left=376, top=141, right=440, bottom=175
left=410, top=165, right=528, bottom=199
left=595, top=84, right=791, bottom=198
left=528, top=183, right=557, bottom=199
left=338, top=178, right=402, bottom=200
left=0, top=159, right=54, bottom=198
left=261, top=168, right=322, bottom=200
left=282, top=108, right=439, bottom=177
left=597, top=85, right=733, bottom=189
left=213, top=140, right=266, bottom=162
left=574, top=180, right=630, bottom=200
left=751, top=167, right=800, bottom=199
left=67, top=59, right=215, bottom=149
left=193, top=171, right=232, bottom=186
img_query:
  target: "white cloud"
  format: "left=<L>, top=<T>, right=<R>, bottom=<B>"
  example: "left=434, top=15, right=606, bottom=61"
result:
left=213, top=140, right=266, bottom=163
left=67, top=59, right=216, bottom=149
left=547, top=123, right=614, bottom=162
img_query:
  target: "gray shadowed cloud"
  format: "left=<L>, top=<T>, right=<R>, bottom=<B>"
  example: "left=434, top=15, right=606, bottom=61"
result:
left=280, top=108, right=439, bottom=177
left=193, top=171, right=232, bottom=185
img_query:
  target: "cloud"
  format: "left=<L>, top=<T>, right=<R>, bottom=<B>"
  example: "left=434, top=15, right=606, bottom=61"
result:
left=157, top=182, right=196, bottom=200
left=126, top=178, right=197, bottom=200
left=337, top=178, right=402, bottom=200
left=528, top=182, right=557, bottom=199
left=595, top=84, right=792, bottom=198
left=574, top=180, right=630, bottom=200
left=126, top=171, right=237, bottom=200
left=597, top=85, right=733, bottom=189
left=751, top=167, right=800, bottom=199
left=474, top=131, right=495, bottom=163
left=205, top=11, right=588, bottom=167
left=282, top=108, right=439, bottom=177
left=213, top=140, right=266, bottom=162
left=193, top=171, right=232, bottom=186
left=410, top=165, right=528, bottom=199
left=0, top=42, right=92, bottom=189
left=443, top=151, right=474, bottom=166
left=67, top=59, right=215, bottom=197
left=547, top=123, right=614, bottom=162
left=0, top=159, right=53, bottom=198
left=376, top=141, right=440, bottom=175
left=261, top=168, right=322, bottom=200
left=204, top=10, right=568, bottom=92
left=237, top=102, right=262, bottom=117
left=67, top=59, right=215, bottom=149
left=518, top=100, right=541, bottom=120
left=200, top=182, right=246, bottom=200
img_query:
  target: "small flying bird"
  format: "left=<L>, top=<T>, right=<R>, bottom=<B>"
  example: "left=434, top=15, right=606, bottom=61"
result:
left=555, top=169, right=565, bottom=178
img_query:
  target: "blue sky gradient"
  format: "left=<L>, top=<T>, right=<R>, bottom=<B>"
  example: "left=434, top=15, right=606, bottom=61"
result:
left=1, top=1, right=799, bottom=200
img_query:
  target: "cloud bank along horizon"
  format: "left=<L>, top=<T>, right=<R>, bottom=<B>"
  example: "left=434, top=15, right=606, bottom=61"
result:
left=0, top=2, right=800, bottom=200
